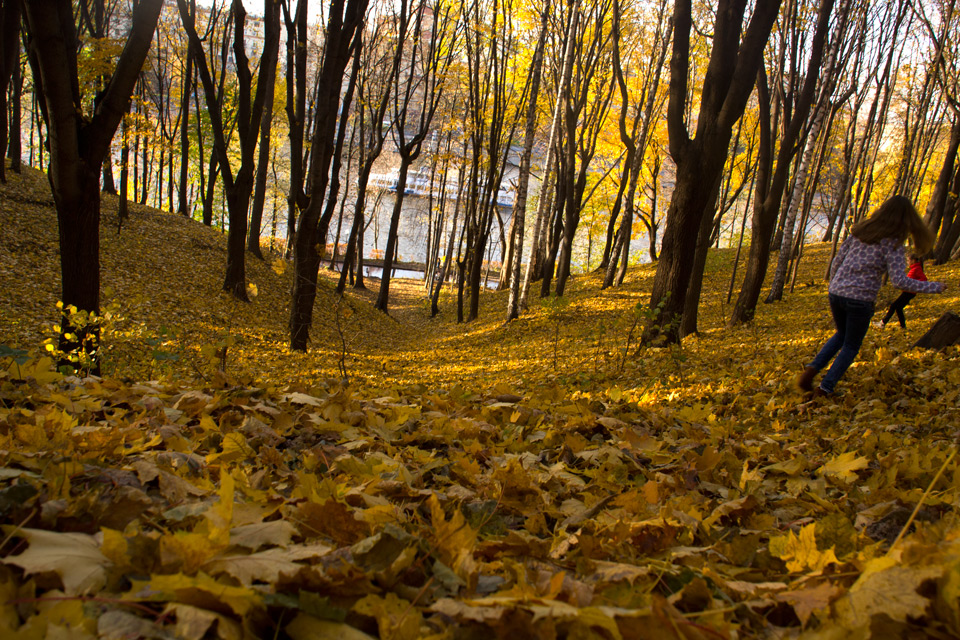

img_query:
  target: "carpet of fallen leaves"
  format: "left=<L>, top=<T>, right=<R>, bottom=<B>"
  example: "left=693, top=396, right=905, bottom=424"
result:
left=2, top=165, right=960, bottom=639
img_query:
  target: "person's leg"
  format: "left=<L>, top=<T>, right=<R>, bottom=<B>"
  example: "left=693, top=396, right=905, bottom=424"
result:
left=808, top=295, right=847, bottom=372
left=819, top=297, right=874, bottom=393
left=896, top=293, right=916, bottom=328
left=881, top=302, right=896, bottom=326
left=885, top=292, right=910, bottom=328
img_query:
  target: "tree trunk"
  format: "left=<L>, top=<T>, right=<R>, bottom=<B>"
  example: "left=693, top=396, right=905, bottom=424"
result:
left=7, top=43, right=21, bottom=173
left=914, top=312, right=960, bottom=349
left=643, top=0, right=782, bottom=345
left=729, top=0, right=839, bottom=323
left=766, top=1, right=845, bottom=302
left=765, top=98, right=830, bottom=302
left=118, top=116, right=129, bottom=224
left=247, top=71, right=275, bottom=260
left=925, top=119, right=960, bottom=236
left=22, top=0, right=162, bottom=372
left=290, top=0, right=367, bottom=351
left=101, top=154, right=116, bottom=194
left=679, top=173, right=724, bottom=337
left=519, top=1, right=579, bottom=312
left=375, top=161, right=411, bottom=314
left=0, top=0, right=21, bottom=182
left=177, top=0, right=195, bottom=217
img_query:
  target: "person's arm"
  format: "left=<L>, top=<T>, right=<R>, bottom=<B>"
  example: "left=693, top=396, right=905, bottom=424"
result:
left=829, top=238, right=852, bottom=281
left=886, top=245, right=945, bottom=293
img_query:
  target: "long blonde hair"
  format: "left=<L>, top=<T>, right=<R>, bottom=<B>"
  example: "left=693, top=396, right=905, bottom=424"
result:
left=851, top=195, right=935, bottom=254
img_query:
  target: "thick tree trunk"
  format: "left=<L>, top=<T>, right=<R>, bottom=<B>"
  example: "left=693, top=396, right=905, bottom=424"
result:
left=56, top=177, right=102, bottom=366
left=223, top=173, right=252, bottom=299
left=102, top=155, right=116, bottom=194
left=643, top=0, right=782, bottom=345
left=679, top=173, right=724, bottom=337
left=22, top=0, right=162, bottom=372
left=914, top=312, right=960, bottom=349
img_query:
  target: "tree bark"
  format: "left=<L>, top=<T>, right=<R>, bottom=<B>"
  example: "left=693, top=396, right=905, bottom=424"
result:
left=0, top=0, right=21, bottom=182
left=22, top=0, right=162, bottom=372
left=914, top=312, right=960, bottom=349
left=7, top=40, right=21, bottom=173
left=247, top=54, right=277, bottom=260
left=178, top=0, right=280, bottom=300
left=290, top=0, right=368, bottom=350
left=643, top=0, right=782, bottom=345
left=505, top=2, right=549, bottom=321
left=177, top=0, right=195, bottom=217
left=729, top=0, right=838, bottom=324
left=765, top=0, right=845, bottom=303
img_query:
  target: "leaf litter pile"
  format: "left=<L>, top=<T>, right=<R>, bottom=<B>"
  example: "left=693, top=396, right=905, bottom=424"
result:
left=2, top=167, right=960, bottom=638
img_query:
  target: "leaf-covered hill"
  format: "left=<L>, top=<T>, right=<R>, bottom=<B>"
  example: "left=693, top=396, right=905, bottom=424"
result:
left=0, top=166, right=412, bottom=385
left=2, top=166, right=960, bottom=639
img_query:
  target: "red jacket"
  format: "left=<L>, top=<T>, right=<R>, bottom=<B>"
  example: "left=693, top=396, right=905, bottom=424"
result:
left=907, top=262, right=927, bottom=281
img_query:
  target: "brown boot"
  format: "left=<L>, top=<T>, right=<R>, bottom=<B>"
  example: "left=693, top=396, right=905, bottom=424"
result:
left=796, top=366, right=817, bottom=393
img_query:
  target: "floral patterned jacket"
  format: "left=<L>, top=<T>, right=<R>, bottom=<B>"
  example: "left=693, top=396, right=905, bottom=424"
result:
left=828, top=236, right=945, bottom=302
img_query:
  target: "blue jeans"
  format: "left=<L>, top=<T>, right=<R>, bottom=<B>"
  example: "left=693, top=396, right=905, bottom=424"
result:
left=808, top=294, right=875, bottom=393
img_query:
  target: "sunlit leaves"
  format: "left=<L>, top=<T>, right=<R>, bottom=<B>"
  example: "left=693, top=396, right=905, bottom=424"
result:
left=3, top=165, right=960, bottom=636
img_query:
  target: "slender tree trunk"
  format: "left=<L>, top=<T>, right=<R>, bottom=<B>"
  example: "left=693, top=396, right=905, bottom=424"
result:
left=7, top=44, right=21, bottom=172
left=290, top=0, right=367, bottom=350
left=177, top=0, right=195, bottom=216
left=926, top=118, right=960, bottom=238
left=247, top=72, right=275, bottom=259
left=375, top=162, right=411, bottom=314
left=118, top=116, right=129, bottom=223
left=519, top=1, right=579, bottom=311
left=432, top=167, right=465, bottom=316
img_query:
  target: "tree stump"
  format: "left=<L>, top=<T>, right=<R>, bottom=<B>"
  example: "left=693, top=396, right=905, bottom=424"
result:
left=913, top=312, right=960, bottom=349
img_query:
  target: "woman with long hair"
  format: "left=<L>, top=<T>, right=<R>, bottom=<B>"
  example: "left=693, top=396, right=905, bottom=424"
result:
left=797, top=195, right=947, bottom=396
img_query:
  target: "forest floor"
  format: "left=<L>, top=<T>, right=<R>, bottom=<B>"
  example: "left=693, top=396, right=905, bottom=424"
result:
left=2, top=165, right=960, bottom=639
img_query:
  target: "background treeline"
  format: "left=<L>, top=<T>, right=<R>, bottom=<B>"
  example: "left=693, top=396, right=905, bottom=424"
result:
left=5, top=0, right=960, bottom=365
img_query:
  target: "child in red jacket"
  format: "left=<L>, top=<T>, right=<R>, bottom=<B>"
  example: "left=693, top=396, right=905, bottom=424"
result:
left=879, top=253, right=927, bottom=329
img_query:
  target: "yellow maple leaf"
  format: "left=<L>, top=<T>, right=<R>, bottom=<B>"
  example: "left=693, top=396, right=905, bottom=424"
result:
left=428, top=494, right=479, bottom=588
left=819, top=451, right=870, bottom=484
left=768, top=523, right=838, bottom=573
left=127, top=571, right=261, bottom=618
left=353, top=593, right=423, bottom=640
left=2, top=527, right=110, bottom=595
left=834, top=556, right=941, bottom=630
